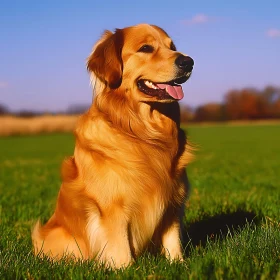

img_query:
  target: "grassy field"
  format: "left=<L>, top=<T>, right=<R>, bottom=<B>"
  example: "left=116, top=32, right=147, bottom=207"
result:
left=0, top=124, right=280, bottom=279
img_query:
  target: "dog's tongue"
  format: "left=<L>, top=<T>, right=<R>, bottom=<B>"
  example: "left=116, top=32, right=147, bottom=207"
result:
left=156, top=83, right=184, bottom=100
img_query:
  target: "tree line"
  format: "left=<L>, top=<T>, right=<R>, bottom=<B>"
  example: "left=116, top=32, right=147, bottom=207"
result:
left=180, top=86, right=280, bottom=122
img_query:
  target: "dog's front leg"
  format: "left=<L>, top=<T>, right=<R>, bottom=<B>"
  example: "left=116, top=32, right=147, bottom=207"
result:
left=161, top=211, right=184, bottom=261
left=90, top=206, right=132, bottom=269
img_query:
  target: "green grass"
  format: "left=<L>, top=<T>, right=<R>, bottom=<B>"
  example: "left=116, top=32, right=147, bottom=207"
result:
left=1, top=126, right=280, bottom=279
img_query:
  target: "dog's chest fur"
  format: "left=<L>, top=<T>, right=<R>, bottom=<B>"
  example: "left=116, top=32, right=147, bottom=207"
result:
left=74, top=110, right=188, bottom=255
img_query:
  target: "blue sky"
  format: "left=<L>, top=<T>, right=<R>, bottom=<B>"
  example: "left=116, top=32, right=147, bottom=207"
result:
left=1, top=0, right=280, bottom=112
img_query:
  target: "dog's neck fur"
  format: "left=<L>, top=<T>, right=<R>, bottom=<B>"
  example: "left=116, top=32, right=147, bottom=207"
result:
left=93, top=88, right=181, bottom=144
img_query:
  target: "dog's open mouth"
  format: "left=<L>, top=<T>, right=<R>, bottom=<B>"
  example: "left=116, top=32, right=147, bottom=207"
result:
left=137, top=74, right=191, bottom=100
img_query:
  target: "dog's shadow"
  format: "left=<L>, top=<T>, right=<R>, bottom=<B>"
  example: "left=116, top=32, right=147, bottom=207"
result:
left=182, top=210, right=257, bottom=249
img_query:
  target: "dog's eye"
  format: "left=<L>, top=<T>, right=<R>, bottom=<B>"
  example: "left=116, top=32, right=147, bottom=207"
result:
left=138, top=45, right=154, bottom=53
left=170, top=41, right=177, bottom=51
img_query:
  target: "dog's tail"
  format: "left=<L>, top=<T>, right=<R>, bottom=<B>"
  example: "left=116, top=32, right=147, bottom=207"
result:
left=31, top=220, right=44, bottom=256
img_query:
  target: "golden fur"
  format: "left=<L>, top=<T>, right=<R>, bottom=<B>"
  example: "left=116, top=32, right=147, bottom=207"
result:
left=32, top=23, right=194, bottom=268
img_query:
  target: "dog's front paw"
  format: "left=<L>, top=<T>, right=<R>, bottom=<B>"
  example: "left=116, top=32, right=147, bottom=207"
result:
left=163, top=247, right=184, bottom=262
left=98, top=250, right=133, bottom=269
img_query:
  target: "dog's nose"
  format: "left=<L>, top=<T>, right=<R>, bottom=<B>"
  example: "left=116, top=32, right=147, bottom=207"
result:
left=175, top=55, right=194, bottom=72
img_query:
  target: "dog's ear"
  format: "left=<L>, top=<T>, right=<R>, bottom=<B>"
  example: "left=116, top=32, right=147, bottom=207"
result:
left=87, top=29, right=124, bottom=89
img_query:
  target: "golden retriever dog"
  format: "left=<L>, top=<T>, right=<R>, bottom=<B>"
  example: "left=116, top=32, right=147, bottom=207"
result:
left=32, top=23, right=194, bottom=268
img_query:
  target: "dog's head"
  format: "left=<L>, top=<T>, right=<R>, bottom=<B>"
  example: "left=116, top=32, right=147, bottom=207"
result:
left=87, top=24, right=194, bottom=102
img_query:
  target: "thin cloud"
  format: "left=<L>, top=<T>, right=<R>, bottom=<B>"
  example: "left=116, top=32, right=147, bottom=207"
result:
left=266, top=28, right=280, bottom=38
left=181, top=14, right=212, bottom=25
left=0, top=81, right=8, bottom=89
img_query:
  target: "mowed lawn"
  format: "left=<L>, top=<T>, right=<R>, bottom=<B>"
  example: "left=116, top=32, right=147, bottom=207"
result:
left=0, top=124, right=279, bottom=279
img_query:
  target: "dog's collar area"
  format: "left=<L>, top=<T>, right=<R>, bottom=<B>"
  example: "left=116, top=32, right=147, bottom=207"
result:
left=137, top=74, right=191, bottom=100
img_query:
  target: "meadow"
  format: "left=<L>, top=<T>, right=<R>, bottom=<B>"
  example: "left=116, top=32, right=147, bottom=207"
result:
left=0, top=124, right=279, bottom=279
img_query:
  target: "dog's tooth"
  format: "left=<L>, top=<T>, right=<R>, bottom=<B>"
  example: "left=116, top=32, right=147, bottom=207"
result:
left=145, top=81, right=152, bottom=88
left=144, top=80, right=158, bottom=89
left=144, top=80, right=150, bottom=87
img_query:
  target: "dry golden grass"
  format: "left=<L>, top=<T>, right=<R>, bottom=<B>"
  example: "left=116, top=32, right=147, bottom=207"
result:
left=0, top=115, right=79, bottom=136
left=1, top=115, right=279, bottom=136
